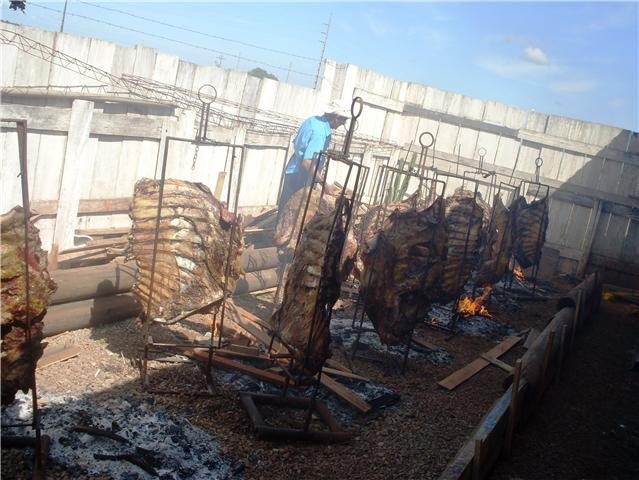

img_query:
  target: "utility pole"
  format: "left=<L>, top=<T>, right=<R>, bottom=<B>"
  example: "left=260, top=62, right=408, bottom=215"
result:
left=285, top=62, right=292, bottom=83
left=235, top=52, right=241, bottom=70
left=313, top=13, right=332, bottom=90
left=60, top=0, right=68, bottom=32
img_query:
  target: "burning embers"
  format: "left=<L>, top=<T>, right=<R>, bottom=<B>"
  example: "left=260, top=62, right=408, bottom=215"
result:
left=456, top=286, right=493, bottom=318
left=513, top=265, right=525, bottom=283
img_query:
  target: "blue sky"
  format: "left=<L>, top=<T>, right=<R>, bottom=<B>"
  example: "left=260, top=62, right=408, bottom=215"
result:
left=1, top=1, right=637, bottom=131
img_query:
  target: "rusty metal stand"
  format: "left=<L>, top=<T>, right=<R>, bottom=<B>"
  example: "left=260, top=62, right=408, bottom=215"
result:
left=421, top=153, right=491, bottom=336
left=349, top=132, right=446, bottom=373
left=0, top=118, right=48, bottom=479
left=506, top=157, right=550, bottom=296
left=241, top=98, right=366, bottom=442
left=138, top=86, right=248, bottom=395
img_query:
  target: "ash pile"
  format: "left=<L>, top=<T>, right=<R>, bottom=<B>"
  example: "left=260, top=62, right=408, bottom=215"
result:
left=330, top=312, right=453, bottom=365
left=1, top=392, right=235, bottom=480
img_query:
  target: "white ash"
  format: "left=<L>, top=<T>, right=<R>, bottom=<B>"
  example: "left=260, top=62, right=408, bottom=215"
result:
left=2, top=392, right=235, bottom=480
left=330, top=314, right=452, bottom=364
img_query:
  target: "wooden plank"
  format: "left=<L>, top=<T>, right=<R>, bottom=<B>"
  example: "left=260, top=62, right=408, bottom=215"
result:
left=576, top=199, right=602, bottom=278
left=37, top=346, right=81, bottom=369
left=75, top=227, right=130, bottom=236
left=32, top=198, right=131, bottom=216
left=228, top=304, right=287, bottom=354
left=479, top=354, right=514, bottom=373
left=51, top=100, right=95, bottom=252
left=0, top=104, right=165, bottom=139
left=319, top=374, right=373, bottom=413
left=58, top=235, right=128, bottom=255
left=438, top=336, right=521, bottom=390
left=181, top=348, right=286, bottom=386
left=325, top=358, right=353, bottom=373
left=322, top=367, right=369, bottom=382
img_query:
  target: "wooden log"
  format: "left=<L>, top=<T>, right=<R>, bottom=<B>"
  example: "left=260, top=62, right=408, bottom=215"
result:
left=51, top=248, right=277, bottom=305
left=538, top=329, right=556, bottom=400
left=241, top=247, right=278, bottom=273
left=504, top=359, right=522, bottom=457
left=50, top=260, right=137, bottom=305
left=557, top=272, right=597, bottom=310
left=520, top=308, right=572, bottom=396
left=439, top=385, right=513, bottom=480
left=570, top=289, right=583, bottom=351
left=234, top=268, right=278, bottom=295
left=43, top=293, right=141, bottom=337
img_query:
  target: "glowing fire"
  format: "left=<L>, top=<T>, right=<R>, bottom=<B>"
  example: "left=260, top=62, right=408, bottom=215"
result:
left=513, top=265, right=525, bottom=282
left=457, top=286, right=493, bottom=317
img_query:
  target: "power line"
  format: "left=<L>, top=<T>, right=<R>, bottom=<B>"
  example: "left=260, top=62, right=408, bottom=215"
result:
left=29, top=3, right=317, bottom=78
left=78, top=1, right=318, bottom=63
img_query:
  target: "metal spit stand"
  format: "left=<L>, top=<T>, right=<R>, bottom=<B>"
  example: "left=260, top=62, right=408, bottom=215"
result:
left=139, top=85, right=248, bottom=394
left=507, top=157, right=550, bottom=294
left=0, top=118, right=50, bottom=479
left=420, top=148, right=493, bottom=336
left=349, top=132, right=448, bottom=373
left=240, top=98, right=366, bottom=442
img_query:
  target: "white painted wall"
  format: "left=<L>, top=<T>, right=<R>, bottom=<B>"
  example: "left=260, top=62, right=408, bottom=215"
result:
left=1, top=22, right=638, bottom=279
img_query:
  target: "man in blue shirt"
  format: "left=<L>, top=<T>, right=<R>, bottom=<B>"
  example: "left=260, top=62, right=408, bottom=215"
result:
left=277, top=101, right=350, bottom=213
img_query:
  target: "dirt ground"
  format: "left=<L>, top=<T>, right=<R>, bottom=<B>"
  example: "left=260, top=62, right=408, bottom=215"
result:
left=489, top=298, right=639, bottom=480
left=2, top=282, right=584, bottom=480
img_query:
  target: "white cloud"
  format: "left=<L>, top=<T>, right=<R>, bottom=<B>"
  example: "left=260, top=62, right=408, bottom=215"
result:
left=523, top=46, right=549, bottom=65
left=477, top=57, right=558, bottom=79
left=550, top=80, right=596, bottom=93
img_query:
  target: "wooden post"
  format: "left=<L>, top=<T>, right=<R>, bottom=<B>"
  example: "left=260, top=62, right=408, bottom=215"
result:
left=504, top=358, right=522, bottom=457
left=576, top=199, right=602, bottom=279
left=539, top=329, right=556, bottom=399
left=473, top=437, right=484, bottom=480
left=557, top=324, right=567, bottom=380
left=570, top=289, right=583, bottom=351
left=51, top=100, right=95, bottom=253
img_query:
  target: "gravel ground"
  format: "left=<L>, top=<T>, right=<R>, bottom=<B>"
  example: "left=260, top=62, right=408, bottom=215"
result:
left=490, top=298, right=639, bottom=480
left=2, top=286, right=563, bottom=480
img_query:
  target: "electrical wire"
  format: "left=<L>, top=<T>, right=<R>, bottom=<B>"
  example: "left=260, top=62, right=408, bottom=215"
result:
left=29, top=2, right=317, bottom=78
left=78, top=1, right=319, bottom=63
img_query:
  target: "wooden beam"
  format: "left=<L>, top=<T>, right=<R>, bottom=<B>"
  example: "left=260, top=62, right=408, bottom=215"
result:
left=32, top=198, right=131, bottom=216
left=51, top=99, right=95, bottom=252
left=319, top=374, right=373, bottom=414
left=479, top=354, right=514, bottom=373
left=576, top=198, right=602, bottom=278
left=37, top=346, right=81, bottom=369
left=321, top=367, right=369, bottom=382
left=0, top=103, right=165, bottom=139
left=438, top=336, right=521, bottom=390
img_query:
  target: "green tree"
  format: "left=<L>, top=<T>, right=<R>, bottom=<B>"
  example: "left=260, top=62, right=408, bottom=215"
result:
left=248, top=67, right=278, bottom=81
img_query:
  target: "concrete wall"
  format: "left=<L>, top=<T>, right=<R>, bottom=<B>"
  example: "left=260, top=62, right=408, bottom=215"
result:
left=1, top=22, right=637, bottom=283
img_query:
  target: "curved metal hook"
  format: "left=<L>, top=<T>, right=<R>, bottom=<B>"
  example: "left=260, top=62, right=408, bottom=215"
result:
left=197, top=84, right=217, bottom=105
left=419, top=131, right=435, bottom=148
left=351, top=96, right=364, bottom=120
